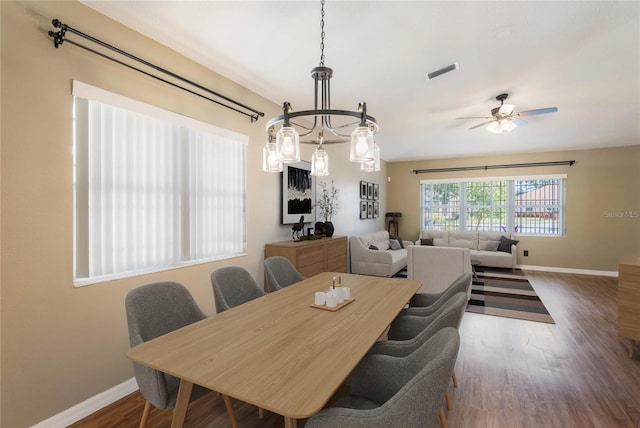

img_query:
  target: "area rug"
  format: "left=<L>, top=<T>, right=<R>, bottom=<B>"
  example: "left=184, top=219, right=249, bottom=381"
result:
left=466, top=267, right=555, bottom=324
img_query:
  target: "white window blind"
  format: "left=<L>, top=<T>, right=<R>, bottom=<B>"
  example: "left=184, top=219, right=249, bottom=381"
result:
left=73, top=82, right=247, bottom=286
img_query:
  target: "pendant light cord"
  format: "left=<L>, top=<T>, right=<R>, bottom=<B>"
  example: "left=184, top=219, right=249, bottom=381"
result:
left=319, top=0, right=326, bottom=66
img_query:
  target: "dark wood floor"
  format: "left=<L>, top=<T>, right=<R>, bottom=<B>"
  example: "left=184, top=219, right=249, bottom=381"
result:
left=70, top=271, right=640, bottom=427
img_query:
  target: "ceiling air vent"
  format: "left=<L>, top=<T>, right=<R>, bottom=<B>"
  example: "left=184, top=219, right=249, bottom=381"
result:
left=425, top=63, right=459, bottom=80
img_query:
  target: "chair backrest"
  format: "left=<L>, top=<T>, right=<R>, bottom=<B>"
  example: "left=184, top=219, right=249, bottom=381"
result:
left=306, top=327, right=460, bottom=427
left=211, top=266, right=266, bottom=313
left=383, top=292, right=467, bottom=353
left=264, top=256, right=305, bottom=292
left=125, top=282, right=206, bottom=410
left=407, top=272, right=472, bottom=315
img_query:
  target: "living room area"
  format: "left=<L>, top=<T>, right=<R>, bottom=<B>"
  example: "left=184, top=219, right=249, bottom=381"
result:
left=2, top=1, right=639, bottom=427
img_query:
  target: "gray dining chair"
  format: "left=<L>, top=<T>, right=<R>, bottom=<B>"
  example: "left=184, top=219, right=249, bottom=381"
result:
left=125, top=281, right=237, bottom=428
left=387, top=291, right=468, bottom=417
left=403, top=272, right=472, bottom=316
left=305, top=327, right=460, bottom=428
left=264, top=256, right=305, bottom=292
left=211, top=266, right=266, bottom=313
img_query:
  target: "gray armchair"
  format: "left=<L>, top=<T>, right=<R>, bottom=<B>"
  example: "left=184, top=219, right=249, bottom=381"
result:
left=305, top=327, right=460, bottom=428
left=403, top=272, right=472, bottom=316
left=264, top=256, right=305, bottom=292
left=125, top=281, right=237, bottom=427
left=211, top=266, right=266, bottom=313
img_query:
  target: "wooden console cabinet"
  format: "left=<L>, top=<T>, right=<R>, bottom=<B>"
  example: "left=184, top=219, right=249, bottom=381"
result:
left=264, top=236, right=348, bottom=279
left=618, top=261, right=640, bottom=358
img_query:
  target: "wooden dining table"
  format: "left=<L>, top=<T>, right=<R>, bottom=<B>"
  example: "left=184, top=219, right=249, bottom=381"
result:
left=126, top=271, right=421, bottom=428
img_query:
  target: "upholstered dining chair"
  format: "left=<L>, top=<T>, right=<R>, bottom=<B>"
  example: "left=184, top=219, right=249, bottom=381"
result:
left=125, top=281, right=237, bottom=428
left=304, top=327, right=460, bottom=428
left=264, top=256, right=305, bottom=292
left=387, top=291, right=468, bottom=419
left=403, top=272, right=472, bottom=316
left=210, top=266, right=266, bottom=313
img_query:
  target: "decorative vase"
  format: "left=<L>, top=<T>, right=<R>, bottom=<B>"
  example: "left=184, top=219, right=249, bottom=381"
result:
left=314, top=222, right=326, bottom=237
left=324, top=221, right=335, bottom=237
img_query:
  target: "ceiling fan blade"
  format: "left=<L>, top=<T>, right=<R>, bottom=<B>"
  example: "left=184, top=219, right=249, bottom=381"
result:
left=512, top=117, right=528, bottom=126
left=517, top=107, right=558, bottom=116
left=498, top=103, right=515, bottom=115
left=469, top=120, right=495, bottom=130
left=456, top=116, right=492, bottom=120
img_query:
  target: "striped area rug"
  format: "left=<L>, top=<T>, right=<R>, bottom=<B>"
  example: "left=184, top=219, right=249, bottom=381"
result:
left=467, top=267, right=555, bottom=324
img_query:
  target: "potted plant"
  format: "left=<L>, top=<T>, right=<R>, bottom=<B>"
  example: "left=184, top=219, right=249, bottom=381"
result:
left=316, top=181, right=340, bottom=237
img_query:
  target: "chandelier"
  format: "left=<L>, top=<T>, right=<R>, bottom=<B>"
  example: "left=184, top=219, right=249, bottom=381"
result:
left=262, top=0, right=380, bottom=176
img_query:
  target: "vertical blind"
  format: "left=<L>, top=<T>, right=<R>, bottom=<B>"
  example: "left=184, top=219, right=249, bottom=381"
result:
left=73, top=82, right=247, bottom=285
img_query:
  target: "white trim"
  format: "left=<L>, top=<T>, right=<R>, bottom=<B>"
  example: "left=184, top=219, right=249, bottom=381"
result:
left=518, top=264, right=618, bottom=277
left=31, top=378, right=138, bottom=428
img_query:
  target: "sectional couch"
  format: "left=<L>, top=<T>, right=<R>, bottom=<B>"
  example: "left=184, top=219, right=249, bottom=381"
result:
left=416, top=230, right=518, bottom=269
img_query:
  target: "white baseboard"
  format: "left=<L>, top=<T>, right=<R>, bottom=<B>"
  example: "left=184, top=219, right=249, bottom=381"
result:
left=518, top=264, right=618, bottom=278
left=31, top=378, right=138, bottom=428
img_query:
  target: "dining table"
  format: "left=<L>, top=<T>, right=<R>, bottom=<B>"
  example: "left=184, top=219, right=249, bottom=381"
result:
left=126, top=271, right=421, bottom=428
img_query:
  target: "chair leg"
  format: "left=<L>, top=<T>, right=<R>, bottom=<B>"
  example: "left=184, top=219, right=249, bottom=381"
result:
left=445, top=389, right=452, bottom=410
left=259, top=406, right=264, bottom=419
left=139, top=400, right=151, bottom=428
left=439, top=407, right=448, bottom=428
left=451, top=369, right=459, bottom=388
left=222, top=394, right=239, bottom=428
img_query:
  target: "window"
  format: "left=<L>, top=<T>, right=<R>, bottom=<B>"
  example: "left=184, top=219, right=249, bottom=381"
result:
left=73, top=81, right=248, bottom=285
left=420, top=176, right=565, bottom=236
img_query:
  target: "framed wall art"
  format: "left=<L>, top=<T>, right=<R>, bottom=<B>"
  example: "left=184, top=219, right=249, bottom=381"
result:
left=373, top=183, right=379, bottom=200
left=360, top=181, right=368, bottom=199
left=373, top=202, right=379, bottom=218
left=367, top=182, right=373, bottom=200
left=360, top=200, right=368, bottom=219
left=281, top=161, right=315, bottom=224
left=367, top=201, right=374, bottom=219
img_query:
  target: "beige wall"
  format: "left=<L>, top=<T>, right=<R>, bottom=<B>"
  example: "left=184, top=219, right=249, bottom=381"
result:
left=387, top=146, right=640, bottom=271
left=1, top=1, right=387, bottom=426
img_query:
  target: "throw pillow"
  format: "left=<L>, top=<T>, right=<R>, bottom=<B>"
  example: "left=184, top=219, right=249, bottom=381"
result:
left=498, top=236, right=519, bottom=253
left=389, top=239, right=402, bottom=250
left=420, top=238, right=434, bottom=246
left=485, top=240, right=500, bottom=251
left=389, top=234, right=404, bottom=249
left=369, top=245, right=379, bottom=250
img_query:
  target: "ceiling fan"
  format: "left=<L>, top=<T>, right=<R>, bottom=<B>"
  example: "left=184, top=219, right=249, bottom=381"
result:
left=457, top=93, right=558, bottom=133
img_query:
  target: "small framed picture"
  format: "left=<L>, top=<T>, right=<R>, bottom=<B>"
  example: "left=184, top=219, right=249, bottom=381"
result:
left=367, top=182, right=373, bottom=200
left=373, top=183, right=379, bottom=200
left=367, top=201, right=374, bottom=218
left=373, top=202, right=379, bottom=218
left=360, top=181, right=368, bottom=199
left=360, top=200, right=368, bottom=219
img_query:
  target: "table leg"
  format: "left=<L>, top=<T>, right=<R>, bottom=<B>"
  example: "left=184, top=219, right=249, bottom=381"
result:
left=630, top=340, right=635, bottom=359
left=284, top=416, right=298, bottom=428
left=171, top=379, right=193, bottom=428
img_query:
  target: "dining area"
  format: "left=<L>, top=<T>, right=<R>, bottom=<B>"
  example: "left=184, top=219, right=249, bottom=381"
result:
left=125, top=260, right=468, bottom=428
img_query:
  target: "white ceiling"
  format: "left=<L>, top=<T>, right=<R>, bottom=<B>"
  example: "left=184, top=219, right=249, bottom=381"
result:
left=82, top=1, right=639, bottom=162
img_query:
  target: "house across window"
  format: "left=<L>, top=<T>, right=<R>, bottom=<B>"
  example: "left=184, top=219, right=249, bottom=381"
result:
left=73, top=81, right=248, bottom=286
left=420, top=176, right=566, bottom=236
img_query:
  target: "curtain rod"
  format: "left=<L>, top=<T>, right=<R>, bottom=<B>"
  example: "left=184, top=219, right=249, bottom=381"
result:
left=48, top=19, right=265, bottom=123
left=412, top=160, right=575, bottom=174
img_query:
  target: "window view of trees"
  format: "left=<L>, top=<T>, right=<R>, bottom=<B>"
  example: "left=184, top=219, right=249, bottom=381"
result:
left=421, top=178, right=564, bottom=236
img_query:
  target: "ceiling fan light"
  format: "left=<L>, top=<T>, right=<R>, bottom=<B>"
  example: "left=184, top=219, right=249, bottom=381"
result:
left=311, top=146, right=329, bottom=176
left=501, top=119, right=517, bottom=132
left=277, top=126, right=300, bottom=163
left=350, top=127, right=375, bottom=162
left=487, top=121, right=502, bottom=134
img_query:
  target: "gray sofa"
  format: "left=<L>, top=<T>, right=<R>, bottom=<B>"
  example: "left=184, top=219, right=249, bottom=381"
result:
left=416, top=230, right=517, bottom=269
left=350, top=230, right=411, bottom=277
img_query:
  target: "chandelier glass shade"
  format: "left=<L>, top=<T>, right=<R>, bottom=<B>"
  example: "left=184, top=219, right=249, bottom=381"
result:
left=261, top=0, right=379, bottom=176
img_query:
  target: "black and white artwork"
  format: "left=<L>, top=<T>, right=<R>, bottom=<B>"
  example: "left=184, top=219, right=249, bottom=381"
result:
left=282, top=161, right=315, bottom=224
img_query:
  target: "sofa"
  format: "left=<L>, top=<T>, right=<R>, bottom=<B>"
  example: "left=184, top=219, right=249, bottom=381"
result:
left=349, top=230, right=411, bottom=277
left=416, top=230, right=518, bottom=269
left=407, top=245, right=473, bottom=294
